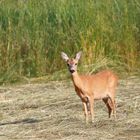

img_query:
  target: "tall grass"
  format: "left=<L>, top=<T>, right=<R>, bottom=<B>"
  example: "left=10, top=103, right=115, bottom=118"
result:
left=0, top=0, right=140, bottom=83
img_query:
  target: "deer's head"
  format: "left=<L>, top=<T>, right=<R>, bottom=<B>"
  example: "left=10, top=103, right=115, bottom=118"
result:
left=61, top=51, right=82, bottom=73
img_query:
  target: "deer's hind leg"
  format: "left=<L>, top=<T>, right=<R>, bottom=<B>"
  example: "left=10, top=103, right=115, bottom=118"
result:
left=103, top=97, right=112, bottom=118
left=103, top=96, right=116, bottom=119
left=110, top=97, right=116, bottom=119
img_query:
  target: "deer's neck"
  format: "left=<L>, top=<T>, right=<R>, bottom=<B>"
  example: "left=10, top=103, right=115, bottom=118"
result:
left=71, top=71, right=82, bottom=89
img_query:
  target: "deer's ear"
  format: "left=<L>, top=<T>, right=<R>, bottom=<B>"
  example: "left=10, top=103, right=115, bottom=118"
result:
left=75, top=51, right=82, bottom=61
left=61, top=52, right=69, bottom=61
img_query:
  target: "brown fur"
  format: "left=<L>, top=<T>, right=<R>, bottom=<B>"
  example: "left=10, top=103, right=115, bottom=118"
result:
left=61, top=52, right=118, bottom=123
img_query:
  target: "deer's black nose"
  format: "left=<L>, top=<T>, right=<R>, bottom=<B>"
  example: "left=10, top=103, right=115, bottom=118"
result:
left=69, top=70, right=75, bottom=73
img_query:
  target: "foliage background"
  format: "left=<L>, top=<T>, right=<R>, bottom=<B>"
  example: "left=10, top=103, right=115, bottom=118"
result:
left=0, top=0, right=140, bottom=83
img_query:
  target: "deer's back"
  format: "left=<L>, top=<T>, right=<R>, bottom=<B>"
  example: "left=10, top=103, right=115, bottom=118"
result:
left=79, top=70, right=118, bottom=98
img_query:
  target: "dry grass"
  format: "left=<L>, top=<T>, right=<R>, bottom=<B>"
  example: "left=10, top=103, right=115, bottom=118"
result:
left=0, top=77, right=140, bottom=140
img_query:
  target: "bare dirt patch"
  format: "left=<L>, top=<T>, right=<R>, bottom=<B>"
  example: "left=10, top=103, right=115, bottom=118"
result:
left=0, top=77, right=140, bottom=140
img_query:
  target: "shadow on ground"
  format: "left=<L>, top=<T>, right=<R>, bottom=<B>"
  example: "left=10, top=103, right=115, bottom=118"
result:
left=0, top=118, right=41, bottom=126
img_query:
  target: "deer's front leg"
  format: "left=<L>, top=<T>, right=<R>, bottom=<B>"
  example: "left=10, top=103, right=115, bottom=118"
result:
left=89, top=96, right=94, bottom=123
left=82, top=102, right=89, bottom=123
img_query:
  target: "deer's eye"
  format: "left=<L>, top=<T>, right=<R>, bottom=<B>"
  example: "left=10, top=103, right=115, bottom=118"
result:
left=67, top=64, right=69, bottom=66
left=75, top=63, right=77, bottom=65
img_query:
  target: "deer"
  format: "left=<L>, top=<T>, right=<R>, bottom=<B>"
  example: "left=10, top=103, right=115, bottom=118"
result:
left=61, top=51, right=118, bottom=123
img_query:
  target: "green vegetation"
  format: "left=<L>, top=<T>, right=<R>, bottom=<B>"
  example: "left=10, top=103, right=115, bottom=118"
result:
left=0, top=0, right=140, bottom=84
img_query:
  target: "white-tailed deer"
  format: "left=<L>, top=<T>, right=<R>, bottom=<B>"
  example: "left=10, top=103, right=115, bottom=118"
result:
left=61, top=51, right=118, bottom=123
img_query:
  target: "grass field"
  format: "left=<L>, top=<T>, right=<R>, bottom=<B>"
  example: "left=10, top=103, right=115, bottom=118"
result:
left=0, top=1, right=140, bottom=140
left=0, top=76, right=140, bottom=140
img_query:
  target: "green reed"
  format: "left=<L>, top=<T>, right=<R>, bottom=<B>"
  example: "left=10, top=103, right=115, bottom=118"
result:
left=0, top=0, right=139, bottom=83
